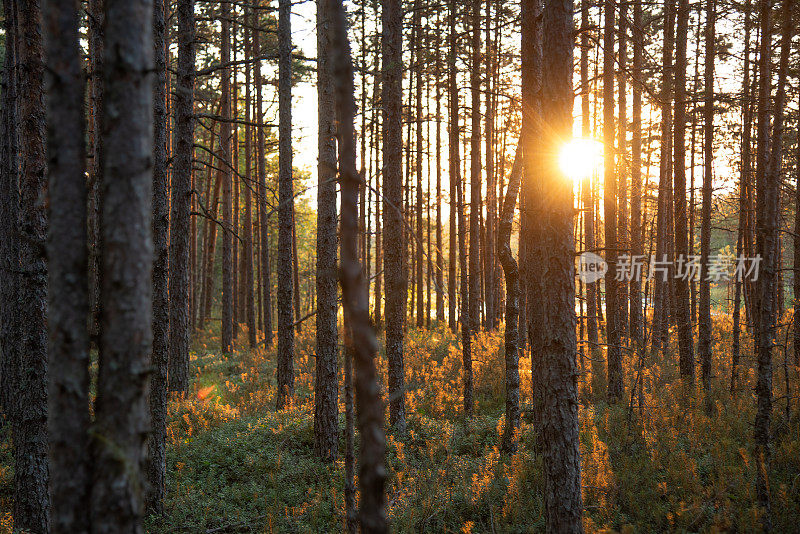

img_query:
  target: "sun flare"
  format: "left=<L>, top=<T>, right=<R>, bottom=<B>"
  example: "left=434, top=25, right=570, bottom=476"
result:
left=559, top=138, right=604, bottom=182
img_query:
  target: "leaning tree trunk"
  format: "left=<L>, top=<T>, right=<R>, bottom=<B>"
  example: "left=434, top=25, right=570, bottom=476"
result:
left=276, top=0, right=296, bottom=409
left=382, top=0, right=407, bottom=432
left=169, top=0, right=195, bottom=392
left=15, top=0, right=51, bottom=529
left=43, top=0, right=90, bottom=529
left=532, top=0, right=584, bottom=528
left=499, top=148, right=522, bottom=453
left=314, top=0, right=339, bottom=463
left=90, top=0, right=154, bottom=531
left=329, top=0, right=387, bottom=529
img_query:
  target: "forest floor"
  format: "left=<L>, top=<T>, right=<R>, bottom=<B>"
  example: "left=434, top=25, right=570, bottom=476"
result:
left=2, top=317, right=800, bottom=532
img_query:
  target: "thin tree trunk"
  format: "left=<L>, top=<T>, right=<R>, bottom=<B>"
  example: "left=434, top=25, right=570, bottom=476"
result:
left=88, top=0, right=104, bottom=345
left=276, top=0, right=295, bottom=408
left=617, top=0, right=628, bottom=335
left=169, top=0, right=194, bottom=391
left=148, top=0, right=169, bottom=513
left=220, top=0, right=234, bottom=353
left=43, top=0, right=90, bottom=528
left=383, top=0, right=407, bottom=432
left=91, top=0, right=154, bottom=530
left=697, top=0, right=715, bottom=395
left=448, top=0, right=459, bottom=333
left=499, top=148, right=522, bottom=453
left=243, top=12, right=256, bottom=348
left=484, top=0, right=497, bottom=331
left=629, top=0, right=643, bottom=347
left=314, top=0, right=339, bottom=462
left=329, top=0, right=387, bottom=528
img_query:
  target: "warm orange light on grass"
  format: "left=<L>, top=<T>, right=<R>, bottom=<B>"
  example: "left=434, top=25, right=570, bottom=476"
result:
left=559, top=138, right=604, bottom=182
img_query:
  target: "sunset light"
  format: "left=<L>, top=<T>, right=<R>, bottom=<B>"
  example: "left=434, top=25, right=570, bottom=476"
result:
left=559, top=138, right=604, bottom=182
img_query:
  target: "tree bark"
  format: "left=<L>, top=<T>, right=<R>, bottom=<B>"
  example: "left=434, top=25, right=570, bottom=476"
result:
left=147, top=0, right=170, bottom=514
left=629, top=0, right=643, bottom=347
left=276, top=0, right=295, bottom=408
left=90, top=0, right=154, bottom=530
left=448, top=0, right=459, bottom=333
left=314, top=0, right=339, bottom=462
left=329, top=0, right=387, bottom=529
left=15, top=0, right=50, bottom=529
left=43, top=0, right=90, bottom=529
left=532, top=0, right=584, bottom=528
left=382, top=0, right=406, bottom=432
left=673, top=0, right=695, bottom=382
left=221, top=0, right=234, bottom=353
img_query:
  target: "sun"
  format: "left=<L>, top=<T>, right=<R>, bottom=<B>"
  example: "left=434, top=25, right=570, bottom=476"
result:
left=559, top=138, right=604, bottom=182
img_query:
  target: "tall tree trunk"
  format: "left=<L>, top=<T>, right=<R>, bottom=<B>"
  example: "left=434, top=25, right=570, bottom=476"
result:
left=148, top=0, right=169, bottom=513
left=484, top=0, right=497, bottom=331
left=168, top=0, right=194, bottom=392
left=448, top=0, right=459, bottom=333
left=243, top=12, right=256, bottom=348
left=90, top=0, right=154, bottom=530
left=617, top=0, right=628, bottom=335
left=329, top=0, right=387, bottom=529
left=603, top=0, right=623, bottom=401
left=314, top=0, right=339, bottom=462
left=0, top=0, right=19, bottom=419
left=220, top=0, right=234, bottom=353
left=435, top=32, right=444, bottom=324
left=753, top=0, right=776, bottom=528
left=15, top=0, right=50, bottom=529
left=532, top=0, right=584, bottom=527
left=43, top=0, right=90, bottom=529
left=276, top=0, right=295, bottom=408
left=415, top=0, right=425, bottom=328
left=673, top=0, right=695, bottom=382
left=466, top=0, right=482, bottom=413
left=254, top=5, right=273, bottom=344
left=629, top=0, right=643, bottom=347
left=383, top=0, right=406, bottom=432
left=697, top=0, right=715, bottom=395
left=499, top=149, right=522, bottom=453
left=88, top=0, right=104, bottom=345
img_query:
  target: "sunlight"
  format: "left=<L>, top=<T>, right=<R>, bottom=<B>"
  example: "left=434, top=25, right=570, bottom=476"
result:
left=559, top=138, right=604, bottom=182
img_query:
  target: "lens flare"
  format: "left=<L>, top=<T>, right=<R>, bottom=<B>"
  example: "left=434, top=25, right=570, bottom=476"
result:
left=559, top=138, right=604, bottom=182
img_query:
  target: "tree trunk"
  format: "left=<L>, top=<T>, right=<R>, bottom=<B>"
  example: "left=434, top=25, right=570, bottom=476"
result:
left=448, top=0, right=459, bottom=333
left=90, top=0, right=154, bottom=530
left=168, top=0, right=194, bottom=392
left=329, top=0, right=387, bottom=529
left=499, top=148, right=522, bottom=453
left=88, top=0, right=104, bottom=345
left=43, top=0, right=90, bottom=529
left=617, top=0, right=628, bottom=336
left=314, top=0, right=339, bottom=462
left=673, top=0, right=695, bottom=382
left=147, top=0, right=169, bottom=514
left=382, top=0, right=407, bottom=432
left=603, top=0, right=622, bottom=401
left=14, top=0, right=50, bottom=529
left=629, top=0, right=643, bottom=347
left=220, top=0, right=234, bottom=353
left=697, top=0, right=715, bottom=395
left=533, top=0, right=584, bottom=528
left=484, top=0, right=497, bottom=331
left=243, top=12, right=256, bottom=348
left=276, top=0, right=295, bottom=408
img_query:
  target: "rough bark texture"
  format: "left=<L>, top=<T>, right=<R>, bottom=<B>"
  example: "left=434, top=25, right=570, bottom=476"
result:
left=276, top=0, right=295, bottom=409
left=329, top=0, right=387, bottom=529
left=467, top=0, right=482, bottom=415
left=603, top=0, right=622, bottom=401
left=382, top=0, right=406, bottom=432
left=43, top=0, right=90, bottom=529
left=534, top=0, right=584, bottom=528
left=499, top=148, right=522, bottom=453
left=447, top=0, right=458, bottom=333
left=169, top=0, right=195, bottom=391
left=220, top=0, right=234, bottom=353
left=15, top=0, right=51, bottom=530
left=673, top=0, right=695, bottom=382
left=753, top=0, right=774, bottom=529
left=254, top=8, right=273, bottom=344
left=90, top=0, right=154, bottom=531
left=314, top=0, right=339, bottom=462
left=698, top=0, right=715, bottom=394
left=148, top=0, right=169, bottom=514
left=0, top=0, right=19, bottom=418
left=629, top=0, right=643, bottom=347
left=88, top=0, right=104, bottom=345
